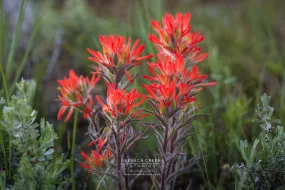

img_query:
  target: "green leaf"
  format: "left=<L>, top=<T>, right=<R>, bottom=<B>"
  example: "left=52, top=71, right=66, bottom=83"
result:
left=249, top=139, right=259, bottom=166
left=240, top=140, right=249, bottom=163
left=6, top=0, right=26, bottom=79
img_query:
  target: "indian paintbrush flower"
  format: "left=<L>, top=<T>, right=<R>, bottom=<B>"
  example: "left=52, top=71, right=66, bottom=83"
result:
left=146, top=12, right=216, bottom=190
left=87, top=35, right=153, bottom=84
left=96, top=82, right=148, bottom=120
left=57, top=69, right=100, bottom=122
left=149, top=12, right=207, bottom=63
left=143, top=79, right=196, bottom=115
left=143, top=53, right=215, bottom=115
left=57, top=11, right=215, bottom=190
left=144, top=53, right=214, bottom=86
left=80, top=149, right=112, bottom=172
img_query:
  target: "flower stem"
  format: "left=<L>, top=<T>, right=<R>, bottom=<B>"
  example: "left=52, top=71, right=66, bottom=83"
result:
left=116, top=137, right=122, bottom=190
left=124, top=154, right=130, bottom=190
left=90, top=117, right=98, bottom=133
left=169, top=117, right=178, bottom=189
left=161, top=164, right=166, bottom=190
left=161, top=117, right=171, bottom=190
left=71, top=109, right=79, bottom=190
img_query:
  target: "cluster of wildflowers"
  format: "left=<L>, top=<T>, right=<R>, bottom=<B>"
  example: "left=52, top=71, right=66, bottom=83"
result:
left=96, top=82, right=147, bottom=120
left=149, top=13, right=208, bottom=63
left=57, top=70, right=100, bottom=121
left=56, top=12, right=214, bottom=190
left=86, top=35, right=152, bottom=85
left=144, top=12, right=215, bottom=190
left=57, top=34, right=152, bottom=189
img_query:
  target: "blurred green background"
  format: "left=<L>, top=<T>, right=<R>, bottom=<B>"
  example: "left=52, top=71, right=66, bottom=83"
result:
left=1, top=0, right=285, bottom=189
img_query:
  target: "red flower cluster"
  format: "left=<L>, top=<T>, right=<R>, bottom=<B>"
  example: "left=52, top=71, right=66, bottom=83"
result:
left=87, top=35, right=152, bottom=83
left=80, top=149, right=112, bottom=171
left=75, top=35, right=152, bottom=173
left=144, top=54, right=212, bottom=85
left=96, top=82, right=148, bottom=120
left=57, top=70, right=100, bottom=121
left=87, top=35, right=152, bottom=66
left=144, top=12, right=215, bottom=114
left=144, top=80, right=196, bottom=112
left=57, top=12, right=215, bottom=178
left=149, top=12, right=207, bottom=63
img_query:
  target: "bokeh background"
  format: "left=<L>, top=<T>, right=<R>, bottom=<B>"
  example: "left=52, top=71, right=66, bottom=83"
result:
left=1, top=0, right=285, bottom=189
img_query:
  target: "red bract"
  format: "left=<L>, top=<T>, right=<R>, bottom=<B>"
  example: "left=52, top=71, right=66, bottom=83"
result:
left=57, top=69, right=100, bottom=122
left=96, top=83, right=148, bottom=120
left=144, top=54, right=215, bottom=87
left=80, top=149, right=112, bottom=171
left=88, top=137, right=108, bottom=151
left=86, top=35, right=153, bottom=83
left=149, top=12, right=207, bottom=63
left=144, top=54, right=184, bottom=84
left=143, top=80, right=196, bottom=113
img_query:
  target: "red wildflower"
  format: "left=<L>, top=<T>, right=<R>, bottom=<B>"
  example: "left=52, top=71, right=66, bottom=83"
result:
left=149, top=12, right=207, bottom=63
left=96, top=83, right=148, bottom=120
left=143, top=79, right=197, bottom=112
left=80, top=149, right=112, bottom=171
left=57, top=69, right=100, bottom=122
left=144, top=54, right=183, bottom=84
left=88, top=137, right=108, bottom=151
left=87, top=35, right=152, bottom=82
left=144, top=54, right=214, bottom=87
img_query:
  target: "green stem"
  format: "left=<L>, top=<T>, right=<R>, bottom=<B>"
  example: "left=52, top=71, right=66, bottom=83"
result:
left=0, top=0, right=7, bottom=102
left=194, top=126, right=211, bottom=190
left=0, top=12, right=10, bottom=176
left=8, top=134, right=12, bottom=179
left=0, top=63, right=9, bottom=102
left=0, top=131, right=8, bottom=176
left=71, top=109, right=78, bottom=190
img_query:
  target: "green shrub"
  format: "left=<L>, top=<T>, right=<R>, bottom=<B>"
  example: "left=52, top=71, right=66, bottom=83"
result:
left=0, top=80, right=69, bottom=189
left=233, top=94, right=285, bottom=190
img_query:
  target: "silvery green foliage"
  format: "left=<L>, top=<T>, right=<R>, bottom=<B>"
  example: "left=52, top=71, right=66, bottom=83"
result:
left=0, top=80, right=69, bottom=189
left=12, top=154, right=69, bottom=190
left=254, top=94, right=281, bottom=131
left=233, top=94, right=285, bottom=190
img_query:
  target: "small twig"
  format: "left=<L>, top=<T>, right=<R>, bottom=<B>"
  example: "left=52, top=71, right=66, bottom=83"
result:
left=185, top=178, right=193, bottom=190
left=92, top=171, right=118, bottom=181
left=96, top=167, right=111, bottom=190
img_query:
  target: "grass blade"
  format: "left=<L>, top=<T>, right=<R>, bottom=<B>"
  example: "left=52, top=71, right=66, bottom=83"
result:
left=9, top=14, right=45, bottom=96
left=6, top=0, right=26, bottom=79
left=0, top=0, right=8, bottom=102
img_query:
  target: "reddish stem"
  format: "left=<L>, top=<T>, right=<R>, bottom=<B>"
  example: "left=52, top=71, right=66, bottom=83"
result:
left=161, top=117, right=171, bottom=190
